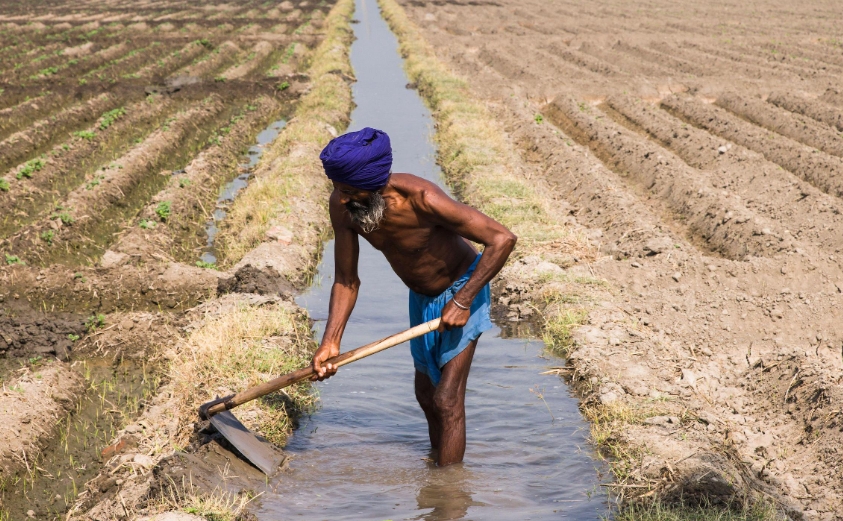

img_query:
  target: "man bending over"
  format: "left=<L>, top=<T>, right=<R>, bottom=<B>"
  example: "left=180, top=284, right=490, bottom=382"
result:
left=311, top=127, right=516, bottom=466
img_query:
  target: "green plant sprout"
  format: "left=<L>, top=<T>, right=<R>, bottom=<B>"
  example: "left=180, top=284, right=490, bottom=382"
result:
left=17, top=157, right=46, bottom=179
left=155, top=201, right=172, bottom=221
left=195, top=260, right=218, bottom=270
left=5, top=254, right=25, bottom=265
left=85, top=314, right=106, bottom=332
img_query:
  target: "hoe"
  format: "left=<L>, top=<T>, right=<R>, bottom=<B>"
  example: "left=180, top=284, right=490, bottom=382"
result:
left=198, top=318, right=440, bottom=474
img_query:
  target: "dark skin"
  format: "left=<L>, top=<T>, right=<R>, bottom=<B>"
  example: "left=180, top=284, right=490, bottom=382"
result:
left=311, top=172, right=517, bottom=466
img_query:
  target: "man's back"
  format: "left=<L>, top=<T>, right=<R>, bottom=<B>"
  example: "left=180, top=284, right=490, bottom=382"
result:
left=330, top=172, right=480, bottom=296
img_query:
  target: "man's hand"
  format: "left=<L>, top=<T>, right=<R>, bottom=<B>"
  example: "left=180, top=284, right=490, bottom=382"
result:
left=311, top=343, right=341, bottom=381
left=438, top=298, right=471, bottom=332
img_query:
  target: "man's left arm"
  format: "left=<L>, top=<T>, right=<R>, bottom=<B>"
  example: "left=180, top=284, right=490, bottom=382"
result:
left=420, top=185, right=518, bottom=330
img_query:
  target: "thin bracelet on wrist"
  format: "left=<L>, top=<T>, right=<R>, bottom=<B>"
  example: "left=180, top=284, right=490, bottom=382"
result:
left=452, top=295, right=471, bottom=310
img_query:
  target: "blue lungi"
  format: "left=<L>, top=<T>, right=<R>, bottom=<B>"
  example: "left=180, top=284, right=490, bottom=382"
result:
left=409, top=254, right=493, bottom=386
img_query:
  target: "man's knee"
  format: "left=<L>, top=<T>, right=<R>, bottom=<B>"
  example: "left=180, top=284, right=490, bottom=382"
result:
left=414, top=372, right=436, bottom=410
left=432, top=388, right=463, bottom=419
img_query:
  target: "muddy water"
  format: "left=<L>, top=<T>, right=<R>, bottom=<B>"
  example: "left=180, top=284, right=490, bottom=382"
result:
left=254, top=1, right=609, bottom=519
left=199, top=119, right=287, bottom=265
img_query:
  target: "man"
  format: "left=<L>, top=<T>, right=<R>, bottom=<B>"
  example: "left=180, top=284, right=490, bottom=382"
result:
left=311, top=127, right=517, bottom=466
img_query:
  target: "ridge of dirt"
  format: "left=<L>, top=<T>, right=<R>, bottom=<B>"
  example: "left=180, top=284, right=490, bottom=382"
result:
left=715, top=93, right=843, bottom=159
left=603, top=95, right=843, bottom=257
left=0, top=361, right=86, bottom=482
left=111, top=95, right=286, bottom=265
left=0, top=92, right=120, bottom=173
left=661, top=95, right=843, bottom=200
left=0, top=96, right=174, bottom=238
left=2, top=97, right=227, bottom=266
left=767, top=92, right=843, bottom=133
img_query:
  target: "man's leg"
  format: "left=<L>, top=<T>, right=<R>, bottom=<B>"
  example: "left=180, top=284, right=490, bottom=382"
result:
left=414, top=370, right=441, bottom=450
left=432, top=339, right=477, bottom=466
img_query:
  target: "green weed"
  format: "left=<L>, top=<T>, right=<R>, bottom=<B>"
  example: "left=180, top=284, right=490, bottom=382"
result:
left=74, top=130, right=96, bottom=140
left=5, top=254, right=24, bottom=265
left=40, top=230, right=55, bottom=244
left=179, top=178, right=191, bottom=188
left=534, top=114, right=544, bottom=124
left=139, top=219, right=157, bottom=230
left=68, top=334, right=80, bottom=342
left=276, top=81, right=290, bottom=91
left=195, top=260, right=218, bottom=270
left=85, top=314, right=106, bottom=332
left=155, top=201, right=172, bottom=221
left=0, top=179, right=9, bottom=192
left=16, top=157, right=46, bottom=179
left=99, top=107, right=125, bottom=130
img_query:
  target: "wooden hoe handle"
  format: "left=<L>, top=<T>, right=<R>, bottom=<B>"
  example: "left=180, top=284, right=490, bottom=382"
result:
left=199, top=318, right=441, bottom=419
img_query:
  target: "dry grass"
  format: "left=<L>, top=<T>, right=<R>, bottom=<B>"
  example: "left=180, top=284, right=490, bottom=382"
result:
left=157, top=475, right=258, bottom=521
left=217, top=0, right=355, bottom=267
left=612, top=499, right=783, bottom=521
left=170, top=301, right=316, bottom=446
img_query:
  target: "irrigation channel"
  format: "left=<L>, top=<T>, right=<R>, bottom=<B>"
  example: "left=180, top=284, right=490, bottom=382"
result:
left=254, top=0, right=609, bottom=518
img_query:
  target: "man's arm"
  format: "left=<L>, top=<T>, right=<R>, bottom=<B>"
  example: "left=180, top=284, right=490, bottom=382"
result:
left=418, top=183, right=517, bottom=331
left=311, top=198, right=360, bottom=381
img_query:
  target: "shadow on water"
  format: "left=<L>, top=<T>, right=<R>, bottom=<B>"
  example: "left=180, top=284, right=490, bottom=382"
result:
left=256, top=0, right=610, bottom=518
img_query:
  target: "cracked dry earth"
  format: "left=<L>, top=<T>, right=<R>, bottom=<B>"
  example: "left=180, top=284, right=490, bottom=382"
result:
left=396, top=0, right=843, bottom=518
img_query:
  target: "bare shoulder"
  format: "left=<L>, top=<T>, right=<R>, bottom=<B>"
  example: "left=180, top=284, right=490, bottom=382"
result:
left=328, top=189, right=353, bottom=227
left=391, top=173, right=453, bottom=210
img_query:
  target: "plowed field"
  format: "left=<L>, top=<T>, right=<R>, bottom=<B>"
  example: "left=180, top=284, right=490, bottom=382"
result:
left=0, top=0, right=337, bottom=517
left=395, top=0, right=843, bottom=518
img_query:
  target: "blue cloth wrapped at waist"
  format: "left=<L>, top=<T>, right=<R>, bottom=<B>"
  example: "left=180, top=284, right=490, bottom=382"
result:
left=409, top=254, right=493, bottom=386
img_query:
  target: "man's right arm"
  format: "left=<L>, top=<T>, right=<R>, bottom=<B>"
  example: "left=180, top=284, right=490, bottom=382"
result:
left=311, top=198, right=360, bottom=381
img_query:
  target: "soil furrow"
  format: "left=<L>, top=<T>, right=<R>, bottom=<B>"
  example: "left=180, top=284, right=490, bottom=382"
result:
left=614, top=41, right=710, bottom=79
left=111, top=95, right=284, bottom=264
left=545, top=44, right=625, bottom=78
left=218, top=40, right=275, bottom=80
left=0, top=261, right=219, bottom=314
left=0, top=96, right=176, bottom=239
left=767, top=91, right=843, bottom=133
left=172, top=40, right=240, bottom=79
left=819, top=87, right=843, bottom=108
left=545, top=96, right=794, bottom=260
left=604, top=94, right=843, bottom=257
left=0, top=90, right=66, bottom=142
left=649, top=41, right=793, bottom=82
left=681, top=41, right=842, bottom=79
left=134, top=39, right=209, bottom=79
left=0, top=93, right=122, bottom=174
left=715, top=93, right=843, bottom=159
left=0, top=361, right=86, bottom=483
left=661, top=95, right=843, bottom=200
left=18, top=41, right=129, bottom=84
left=2, top=97, right=227, bottom=266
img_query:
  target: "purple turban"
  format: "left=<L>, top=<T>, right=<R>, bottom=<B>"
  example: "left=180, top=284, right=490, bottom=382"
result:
left=320, top=127, right=392, bottom=191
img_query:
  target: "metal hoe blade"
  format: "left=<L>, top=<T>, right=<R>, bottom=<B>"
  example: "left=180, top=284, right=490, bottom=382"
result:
left=209, top=410, right=286, bottom=475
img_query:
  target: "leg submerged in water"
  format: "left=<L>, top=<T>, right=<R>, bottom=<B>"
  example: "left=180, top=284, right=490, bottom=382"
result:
left=414, top=339, right=477, bottom=466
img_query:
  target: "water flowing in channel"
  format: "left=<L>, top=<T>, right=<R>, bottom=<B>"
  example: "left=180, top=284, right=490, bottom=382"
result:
left=256, top=0, right=609, bottom=518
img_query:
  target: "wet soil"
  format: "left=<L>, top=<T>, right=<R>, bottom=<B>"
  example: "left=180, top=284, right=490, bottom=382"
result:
left=395, top=0, right=843, bottom=517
